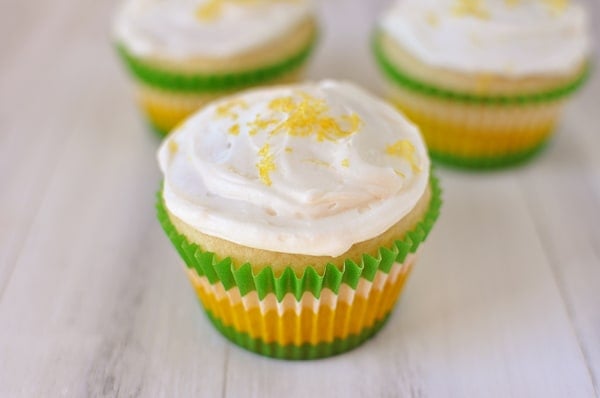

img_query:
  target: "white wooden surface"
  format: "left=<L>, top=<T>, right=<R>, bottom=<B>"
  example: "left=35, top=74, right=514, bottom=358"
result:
left=1, top=0, right=599, bottom=397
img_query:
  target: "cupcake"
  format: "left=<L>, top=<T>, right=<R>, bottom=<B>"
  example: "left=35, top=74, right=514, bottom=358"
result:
left=373, top=0, right=591, bottom=169
left=113, top=0, right=318, bottom=136
left=156, top=80, right=441, bottom=359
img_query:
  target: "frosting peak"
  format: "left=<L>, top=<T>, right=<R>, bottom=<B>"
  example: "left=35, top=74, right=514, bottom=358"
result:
left=158, top=81, right=430, bottom=256
left=380, top=0, right=591, bottom=76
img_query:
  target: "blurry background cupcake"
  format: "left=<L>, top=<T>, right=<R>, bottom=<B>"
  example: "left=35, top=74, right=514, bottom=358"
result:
left=114, top=0, right=318, bottom=136
left=373, top=0, right=591, bottom=169
left=156, top=80, right=441, bottom=359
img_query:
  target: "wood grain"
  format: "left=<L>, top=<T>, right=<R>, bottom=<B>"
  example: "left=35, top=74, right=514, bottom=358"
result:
left=0, top=0, right=599, bottom=397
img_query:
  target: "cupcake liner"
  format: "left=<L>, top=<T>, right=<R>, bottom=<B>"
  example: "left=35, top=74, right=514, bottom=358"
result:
left=186, top=256, right=414, bottom=343
left=137, top=86, right=225, bottom=136
left=429, top=140, right=550, bottom=170
left=372, top=33, right=591, bottom=105
left=205, top=307, right=391, bottom=360
left=372, top=32, right=587, bottom=169
left=157, top=174, right=441, bottom=301
left=387, top=82, right=562, bottom=168
left=156, top=174, right=442, bottom=359
left=116, top=32, right=317, bottom=93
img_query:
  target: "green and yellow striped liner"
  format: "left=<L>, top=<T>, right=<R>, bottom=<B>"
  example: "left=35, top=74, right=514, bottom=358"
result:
left=372, top=33, right=590, bottom=106
left=116, top=32, right=318, bottom=93
left=372, top=33, right=590, bottom=169
left=156, top=174, right=442, bottom=359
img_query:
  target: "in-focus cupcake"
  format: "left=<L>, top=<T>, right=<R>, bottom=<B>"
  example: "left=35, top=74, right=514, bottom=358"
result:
left=373, top=0, right=591, bottom=169
left=156, top=80, right=441, bottom=359
left=114, top=0, right=318, bottom=136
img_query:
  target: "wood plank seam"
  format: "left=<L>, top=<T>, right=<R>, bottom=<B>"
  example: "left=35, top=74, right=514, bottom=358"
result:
left=518, top=180, right=600, bottom=398
left=0, top=127, right=78, bottom=303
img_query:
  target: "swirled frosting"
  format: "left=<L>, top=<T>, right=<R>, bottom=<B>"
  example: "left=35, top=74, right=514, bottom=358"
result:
left=380, top=0, right=591, bottom=76
left=158, top=81, right=430, bottom=256
left=114, top=0, right=313, bottom=59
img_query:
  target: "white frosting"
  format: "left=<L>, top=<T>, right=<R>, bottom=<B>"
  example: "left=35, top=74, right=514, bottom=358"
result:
left=158, top=81, right=430, bottom=256
left=380, top=0, right=591, bottom=76
left=114, top=0, right=313, bottom=59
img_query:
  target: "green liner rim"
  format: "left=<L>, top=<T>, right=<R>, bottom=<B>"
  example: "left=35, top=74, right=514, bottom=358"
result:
left=116, top=32, right=318, bottom=93
left=372, top=32, right=591, bottom=105
left=205, top=309, right=391, bottom=360
left=156, top=172, right=442, bottom=302
left=430, top=138, right=550, bottom=170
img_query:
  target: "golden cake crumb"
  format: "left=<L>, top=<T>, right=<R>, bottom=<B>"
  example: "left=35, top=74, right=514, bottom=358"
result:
left=229, top=124, right=240, bottom=135
left=341, top=158, right=350, bottom=168
left=475, top=73, right=494, bottom=92
left=385, top=140, right=421, bottom=173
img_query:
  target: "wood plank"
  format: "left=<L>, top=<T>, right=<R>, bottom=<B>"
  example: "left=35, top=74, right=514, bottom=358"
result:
left=0, top=1, right=226, bottom=395
left=0, top=0, right=117, bottom=297
left=516, top=70, right=600, bottom=394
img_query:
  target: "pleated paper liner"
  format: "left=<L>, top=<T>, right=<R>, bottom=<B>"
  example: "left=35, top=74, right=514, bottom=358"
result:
left=206, top=311, right=391, bottom=360
left=156, top=174, right=442, bottom=359
left=372, top=33, right=590, bottom=106
left=116, top=32, right=317, bottom=93
left=372, top=34, right=590, bottom=169
left=186, top=254, right=416, bottom=359
left=388, top=85, right=561, bottom=169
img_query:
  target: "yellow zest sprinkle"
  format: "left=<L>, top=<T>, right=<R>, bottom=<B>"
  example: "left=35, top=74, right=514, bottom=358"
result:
left=385, top=140, right=421, bottom=173
left=394, top=169, right=406, bottom=178
left=452, top=0, right=490, bottom=19
left=228, top=124, right=240, bottom=135
left=425, top=11, right=439, bottom=26
left=248, top=114, right=278, bottom=136
left=269, top=96, right=296, bottom=113
left=266, top=93, right=363, bottom=142
left=216, top=99, right=248, bottom=120
left=195, top=0, right=268, bottom=22
left=195, top=0, right=222, bottom=21
left=285, top=147, right=293, bottom=153
left=341, top=158, right=350, bottom=168
left=168, top=140, right=179, bottom=154
left=341, top=113, right=363, bottom=132
left=542, top=0, right=569, bottom=15
left=305, top=158, right=331, bottom=167
left=256, top=143, right=276, bottom=186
